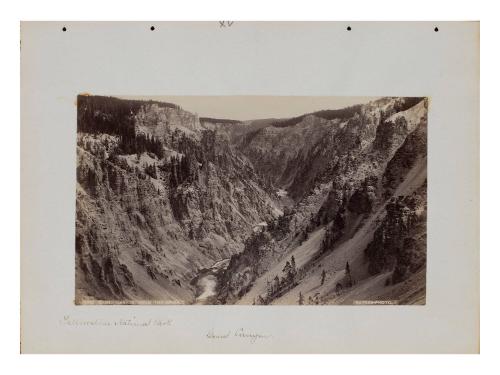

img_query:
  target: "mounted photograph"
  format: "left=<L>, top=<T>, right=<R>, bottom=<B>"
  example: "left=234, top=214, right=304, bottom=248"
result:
left=75, top=95, right=428, bottom=305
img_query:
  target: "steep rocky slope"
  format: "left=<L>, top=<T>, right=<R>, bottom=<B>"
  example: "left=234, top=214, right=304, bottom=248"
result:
left=217, top=97, right=428, bottom=305
left=75, top=96, right=279, bottom=303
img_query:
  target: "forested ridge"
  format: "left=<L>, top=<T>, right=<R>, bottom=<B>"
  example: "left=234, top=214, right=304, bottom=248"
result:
left=77, top=95, right=177, bottom=158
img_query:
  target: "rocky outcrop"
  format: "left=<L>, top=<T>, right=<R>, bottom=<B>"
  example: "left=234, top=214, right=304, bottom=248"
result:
left=383, top=115, right=427, bottom=197
left=135, top=103, right=202, bottom=138
left=216, top=231, right=274, bottom=304
left=364, top=182, right=427, bottom=283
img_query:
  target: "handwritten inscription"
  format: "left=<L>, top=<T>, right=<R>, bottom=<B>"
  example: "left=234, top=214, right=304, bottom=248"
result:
left=59, top=315, right=173, bottom=327
left=219, top=21, right=234, bottom=28
left=206, top=328, right=271, bottom=344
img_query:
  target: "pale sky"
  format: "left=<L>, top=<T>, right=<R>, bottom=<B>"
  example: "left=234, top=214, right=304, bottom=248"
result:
left=119, top=96, right=380, bottom=122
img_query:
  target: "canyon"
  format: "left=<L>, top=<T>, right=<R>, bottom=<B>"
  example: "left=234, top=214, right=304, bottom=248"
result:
left=75, top=95, right=427, bottom=305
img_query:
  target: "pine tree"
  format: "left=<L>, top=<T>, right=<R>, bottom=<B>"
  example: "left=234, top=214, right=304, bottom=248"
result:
left=345, top=261, right=353, bottom=288
left=282, top=261, right=291, bottom=275
left=321, top=269, right=326, bottom=286
left=290, top=256, right=297, bottom=283
left=273, top=275, right=280, bottom=294
left=298, top=292, right=304, bottom=305
left=282, top=261, right=293, bottom=284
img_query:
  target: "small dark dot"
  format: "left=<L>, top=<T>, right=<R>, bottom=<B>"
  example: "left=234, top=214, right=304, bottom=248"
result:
left=347, top=26, right=351, bottom=31
left=62, top=27, right=67, bottom=32
left=434, top=27, right=439, bottom=32
left=150, top=26, right=155, bottom=31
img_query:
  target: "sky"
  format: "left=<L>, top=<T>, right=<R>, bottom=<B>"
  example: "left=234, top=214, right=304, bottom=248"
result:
left=119, top=96, right=380, bottom=121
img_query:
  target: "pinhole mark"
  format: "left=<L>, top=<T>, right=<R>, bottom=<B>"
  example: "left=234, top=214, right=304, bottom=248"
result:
left=62, top=26, right=67, bottom=32
left=150, top=26, right=155, bottom=31
left=434, top=27, right=439, bottom=32
left=347, top=26, right=351, bottom=31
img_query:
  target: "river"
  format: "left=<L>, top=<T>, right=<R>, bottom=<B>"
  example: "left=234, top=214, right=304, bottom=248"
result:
left=193, top=258, right=230, bottom=304
left=195, top=274, right=218, bottom=303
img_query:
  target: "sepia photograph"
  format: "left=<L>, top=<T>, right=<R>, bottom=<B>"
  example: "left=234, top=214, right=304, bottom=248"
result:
left=75, top=95, right=428, bottom=305
left=19, top=18, right=480, bottom=355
